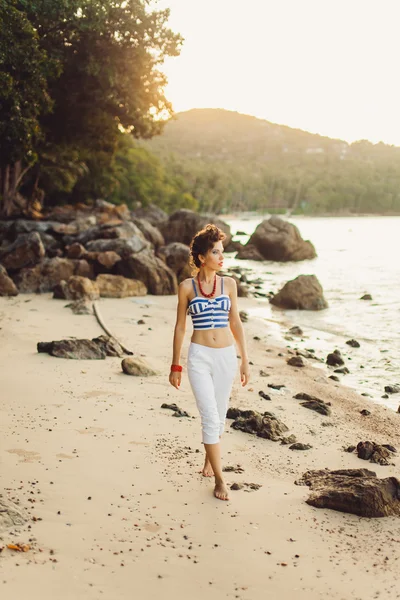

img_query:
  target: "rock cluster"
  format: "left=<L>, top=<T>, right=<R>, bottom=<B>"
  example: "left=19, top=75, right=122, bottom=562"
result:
left=0, top=203, right=233, bottom=297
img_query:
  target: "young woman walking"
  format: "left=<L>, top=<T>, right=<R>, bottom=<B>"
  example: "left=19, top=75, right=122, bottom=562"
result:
left=169, top=224, right=249, bottom=501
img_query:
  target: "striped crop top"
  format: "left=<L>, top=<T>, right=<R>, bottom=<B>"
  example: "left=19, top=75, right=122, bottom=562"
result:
left=188, top=277, right=231, bottom=330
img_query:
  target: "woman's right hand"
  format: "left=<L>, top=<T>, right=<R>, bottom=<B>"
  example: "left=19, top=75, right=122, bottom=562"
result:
left=169, top=370, right=181, bottom=390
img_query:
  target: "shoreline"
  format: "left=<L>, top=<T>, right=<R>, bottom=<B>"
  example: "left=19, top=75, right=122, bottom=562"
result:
left=1, top=293, right=400, bottom=599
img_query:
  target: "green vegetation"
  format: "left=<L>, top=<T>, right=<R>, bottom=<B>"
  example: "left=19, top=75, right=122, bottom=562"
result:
left=142, top=109, right=400, bottom=215
left=0, top=0, right=183, bottom=215
left=1, top=1, right=399, bottom=218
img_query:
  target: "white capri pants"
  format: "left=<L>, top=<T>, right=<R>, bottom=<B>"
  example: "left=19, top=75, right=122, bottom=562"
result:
left=187, top=343, right=238, bottom=444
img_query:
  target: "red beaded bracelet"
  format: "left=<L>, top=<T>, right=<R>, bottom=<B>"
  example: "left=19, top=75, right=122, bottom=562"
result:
left=170, top=364, right=182, bottom=372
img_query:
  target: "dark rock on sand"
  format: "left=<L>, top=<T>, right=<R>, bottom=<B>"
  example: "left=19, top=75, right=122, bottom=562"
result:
left=360, top=409, right=371, bottom=416
left=259, top=390, right=272, bottom=400
left=296, top=468, right=400, bottom=517
left=38, top=335, right=124, bottom=359
left=244, top=216, right=317, bottom=262
left=268, top=383, right=286, bottom=390
left=334, top=367, right=350, bottom=374
left=229, top=408, right=289, bottom=441
left=161, top=403, right=190, bottom=417
left=270, top=274, right=328, bottom=311
left=287, top=356, right=306, bottom=368
left=356, top=441, right=393, bottom=466
left=122, top=357, right=157, bottom=376
left=346, top=339, right=360, bottom=348
left=0, top=265, right=18, bottom=296
left=289, top=325, right=303, bottom=336
left=385, top=384, right=400, bottom=394
left=53, top=276, right=100, bottom=301
left=329, top=375, right=340, bottom=382
left=360, top=294, right=372, bottom=300
left=289, top=443, right=312, bottom=451
left=294, top=393, right=332, bottom=416
left=326, top=350, right=344, bottom=367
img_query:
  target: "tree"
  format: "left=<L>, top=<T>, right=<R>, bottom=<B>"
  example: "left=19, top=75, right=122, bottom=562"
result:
left=0, top=0, right=53, bottom=215
left=0, top=0, right=183, bottom=215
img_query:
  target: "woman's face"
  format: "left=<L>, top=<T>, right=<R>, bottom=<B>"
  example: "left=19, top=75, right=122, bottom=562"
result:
left=202, top=241, right=224, bottom=271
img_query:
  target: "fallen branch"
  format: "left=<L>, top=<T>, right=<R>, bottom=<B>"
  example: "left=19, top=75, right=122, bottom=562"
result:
left=92, top=301, right=133, bottom=356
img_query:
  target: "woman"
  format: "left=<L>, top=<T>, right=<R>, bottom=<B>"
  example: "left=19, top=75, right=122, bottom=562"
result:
left=169, top=223, right=249, bottom=501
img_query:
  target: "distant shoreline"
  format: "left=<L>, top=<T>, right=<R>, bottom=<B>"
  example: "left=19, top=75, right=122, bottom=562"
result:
left=220, top=212, right=400, bottom=220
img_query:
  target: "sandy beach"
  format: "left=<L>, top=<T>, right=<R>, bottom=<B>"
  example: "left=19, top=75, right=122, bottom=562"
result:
left=1, top=292, right=400, bottom=600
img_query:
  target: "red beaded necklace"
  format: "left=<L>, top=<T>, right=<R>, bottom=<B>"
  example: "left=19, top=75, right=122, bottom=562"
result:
left=197, top=273, right=216, bottom=298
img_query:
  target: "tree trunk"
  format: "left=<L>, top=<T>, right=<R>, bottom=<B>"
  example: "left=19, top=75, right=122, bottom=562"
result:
left=0, top=161, right=27, bottom=217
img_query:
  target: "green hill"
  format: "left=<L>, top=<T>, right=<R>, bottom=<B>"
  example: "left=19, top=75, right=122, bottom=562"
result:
left=141, top=108, right=400, bottom=215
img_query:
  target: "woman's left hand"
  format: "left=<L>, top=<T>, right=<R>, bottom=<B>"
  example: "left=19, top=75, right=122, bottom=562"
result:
left=240, top=361, right=250, bottom=387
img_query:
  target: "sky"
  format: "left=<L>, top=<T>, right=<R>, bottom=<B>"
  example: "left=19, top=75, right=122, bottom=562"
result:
left=156, top=0, right=400, bottom=146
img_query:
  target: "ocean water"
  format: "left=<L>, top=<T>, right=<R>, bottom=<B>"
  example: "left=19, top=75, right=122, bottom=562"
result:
left=223, top=215, right=400, bottom=411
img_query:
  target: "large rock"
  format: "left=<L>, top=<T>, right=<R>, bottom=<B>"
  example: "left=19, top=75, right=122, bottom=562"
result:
left=121, top=357, right=157, bottom=376
left=132, top=218, right=165, bottom=249
left=37, top=335, right=124, bottom=359
left=96, top=274, right=147, bottom=297
left=227, top=408, right=289, bottom=441
left=270, top=274, right=328, bottom=310
left=14, top=257, right=93, bottom=293
left=117, top=249, right=177, bottom=295
left=53, top=276, right=100, bottom=300
left=85, top=236, right=147, bottom=256
left=235, top=244, right=264, bottom=261
left=0, top=264, right=18, bottom=296
left=131, top=203, right=168, bottom=227
left=245, top=216, right=316, bottom=262
left=296, top=468, right=400, bottom=517
left=0, top=498, right=26, bottom=532
left=63, top=220, right=146, bottom=248
left=158, top=209, right=232, bottom=247
left=157, top=242, right=192, bottom=283
left=0, top=231, right=45, bottom=271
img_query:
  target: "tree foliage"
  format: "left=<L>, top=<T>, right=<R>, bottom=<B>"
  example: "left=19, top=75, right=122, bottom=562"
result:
left=0, top=0, right=182, bottom=215
left=142, top=109, right=400, bottom=215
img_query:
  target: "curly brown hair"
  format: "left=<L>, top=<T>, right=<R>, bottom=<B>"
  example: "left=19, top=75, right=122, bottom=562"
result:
left=189, top=224, right=226, bottom=274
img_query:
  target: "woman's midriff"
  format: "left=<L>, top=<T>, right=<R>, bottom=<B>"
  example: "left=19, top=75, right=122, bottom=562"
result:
left=191, top=327, right=234, bottom=349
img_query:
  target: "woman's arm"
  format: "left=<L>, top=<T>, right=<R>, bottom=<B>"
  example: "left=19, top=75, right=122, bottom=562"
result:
left=227, top=278, right=249, bottom=386
left=169, top=281, right=189, bottom=389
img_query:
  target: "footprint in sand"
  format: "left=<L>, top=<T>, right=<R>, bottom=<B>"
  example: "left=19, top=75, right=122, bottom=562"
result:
left=7, top=449, right=41, bottom=463
left=143, top=523, right=161, bottom=532
left=76, top=427, right=105, bottom=435
left=129, top=440, right=150, bottom=446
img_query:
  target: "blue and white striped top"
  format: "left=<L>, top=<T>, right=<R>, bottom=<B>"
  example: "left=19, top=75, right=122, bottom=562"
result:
left=188, top=277, right=231, bottom=330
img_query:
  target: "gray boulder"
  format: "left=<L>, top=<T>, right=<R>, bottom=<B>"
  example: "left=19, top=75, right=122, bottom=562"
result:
left=0, top=231, right=45, bottom=271
left=117, top=249, right=177, bottom=295
left=157, top=242, right=192, bottom=283
left=0, top=264, right=18, bottom=296
left=270, top=274, right=328, bottom=310
left=245, top=216, right=316, bottom=262
left=158, top=209, right=232, bottom=247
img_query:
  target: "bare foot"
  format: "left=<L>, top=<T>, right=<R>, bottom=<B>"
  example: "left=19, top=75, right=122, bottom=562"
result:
left=214, top=481, right=229, bottom=501
left=201, top=458, right=214, bottom=477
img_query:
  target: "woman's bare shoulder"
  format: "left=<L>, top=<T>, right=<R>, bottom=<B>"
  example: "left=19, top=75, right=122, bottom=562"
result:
left=223, top=276, right=237, bottom=289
